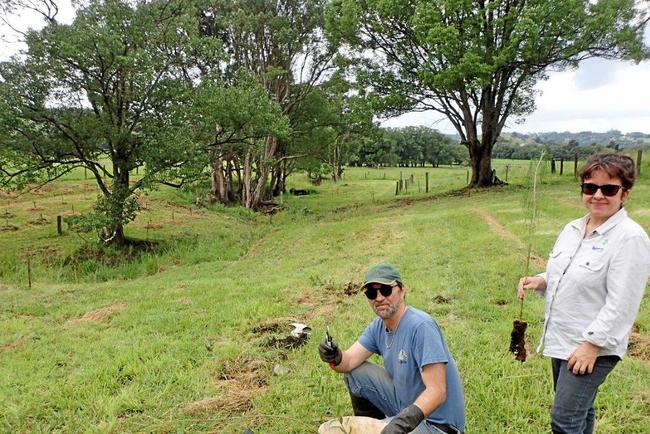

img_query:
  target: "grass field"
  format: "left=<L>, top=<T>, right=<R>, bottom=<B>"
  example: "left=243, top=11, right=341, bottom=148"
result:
left=1, top=159, right=649, bottom=433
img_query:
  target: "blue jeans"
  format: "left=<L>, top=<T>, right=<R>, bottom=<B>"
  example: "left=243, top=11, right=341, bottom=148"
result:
left=551, top=356, right=619, bottom=434
left=343, top=362, right=452, bottom=434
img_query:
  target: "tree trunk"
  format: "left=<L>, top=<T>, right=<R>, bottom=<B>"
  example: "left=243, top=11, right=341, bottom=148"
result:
left=103, top=162, right=130, bottom=246
left=242, top=151, right=253, bottom=208
left=211, top=158, right=229, bottom=204
left=249, top=135, right=278, bottom=210
left=468, top=139, right=495, bottom=187
left=272, top=161, right=286, bottom=197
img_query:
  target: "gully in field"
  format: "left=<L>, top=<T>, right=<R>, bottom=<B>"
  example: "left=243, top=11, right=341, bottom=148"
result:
left=517, top=153, right=650, bottom=434
left=319, top=263, right=465, bottom=434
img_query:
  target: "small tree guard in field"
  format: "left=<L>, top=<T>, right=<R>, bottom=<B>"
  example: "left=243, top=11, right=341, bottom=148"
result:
left=510, top=152, right=545, bottom=362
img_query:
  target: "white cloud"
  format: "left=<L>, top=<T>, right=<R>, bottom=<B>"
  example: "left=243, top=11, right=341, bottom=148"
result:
left=0, top=1, right=75, bottom=61
left=516, top=59, right=650, bottom=133
left=382, top=57, right=650, bottom=135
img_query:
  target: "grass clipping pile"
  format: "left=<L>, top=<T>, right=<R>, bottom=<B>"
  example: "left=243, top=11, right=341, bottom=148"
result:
left=184, top=356, right=268, bottom=415
left=509, top=152, right=545, bottom=363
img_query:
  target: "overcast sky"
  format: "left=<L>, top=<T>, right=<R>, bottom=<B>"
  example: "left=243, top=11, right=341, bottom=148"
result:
left=2, top=3, right=649, bottom=135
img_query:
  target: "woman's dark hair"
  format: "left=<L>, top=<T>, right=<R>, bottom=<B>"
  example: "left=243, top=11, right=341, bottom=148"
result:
left=579, top=153, right=636, bottom=190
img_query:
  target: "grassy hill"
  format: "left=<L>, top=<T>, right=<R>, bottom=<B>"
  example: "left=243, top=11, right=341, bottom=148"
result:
left=1, top=161, right=649, bottom=433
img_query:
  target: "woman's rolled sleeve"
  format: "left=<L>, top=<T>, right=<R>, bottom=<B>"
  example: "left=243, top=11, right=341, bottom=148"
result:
left=582, top=235, right=650, bottom=352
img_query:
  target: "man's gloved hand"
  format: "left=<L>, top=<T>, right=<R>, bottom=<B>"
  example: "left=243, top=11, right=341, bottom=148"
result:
left=318, top=338, right=342, bottom=366
left=380, top=404, right=425, bottom=434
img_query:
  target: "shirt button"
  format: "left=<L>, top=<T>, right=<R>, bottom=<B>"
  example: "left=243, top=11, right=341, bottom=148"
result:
left=587, top=331, right=594, bottom=335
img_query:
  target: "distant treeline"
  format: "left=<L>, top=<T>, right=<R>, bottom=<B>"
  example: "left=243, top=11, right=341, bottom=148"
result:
left=350, top=127, right=468, bottom=168
left=492, top=130, right=650, bottom=160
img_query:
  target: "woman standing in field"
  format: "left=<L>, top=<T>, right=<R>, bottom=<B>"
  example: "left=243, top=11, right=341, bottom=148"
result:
left=517, top=153, right=650, bottom=434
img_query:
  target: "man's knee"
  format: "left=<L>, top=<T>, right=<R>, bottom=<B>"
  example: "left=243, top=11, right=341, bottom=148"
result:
left=343, top=362, right=380, bottom=393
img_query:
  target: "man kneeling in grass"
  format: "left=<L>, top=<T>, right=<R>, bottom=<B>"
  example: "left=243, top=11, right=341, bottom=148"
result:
left=319, top=263, right=465, bottom=434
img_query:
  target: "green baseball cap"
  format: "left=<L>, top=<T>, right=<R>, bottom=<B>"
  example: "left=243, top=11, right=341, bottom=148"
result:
left=363, top=263, right=402, bottom=287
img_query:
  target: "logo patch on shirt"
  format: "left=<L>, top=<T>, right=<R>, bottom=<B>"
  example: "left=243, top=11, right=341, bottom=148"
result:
left=398, top=350, right=407, bottom=363
left=592, top=238, right=608, bottom=252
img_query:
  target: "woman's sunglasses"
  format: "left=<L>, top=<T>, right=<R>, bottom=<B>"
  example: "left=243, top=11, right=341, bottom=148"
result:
left=364, top=284, right=397, bottom=300
left=580, top=183, right=624, bottom=197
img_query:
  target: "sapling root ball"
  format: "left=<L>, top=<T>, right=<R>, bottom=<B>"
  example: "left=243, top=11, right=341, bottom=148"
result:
left=509, top=320, right=527, bottom=362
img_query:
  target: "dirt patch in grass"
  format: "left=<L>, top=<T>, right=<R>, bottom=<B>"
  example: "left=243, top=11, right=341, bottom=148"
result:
left=432, top=295, right=451, bottom=304
left=28, top=216, right=49, bottom=225
left=291, top=292, right=339, bottom=319
left=0, top=211, right=15, bottom=219
left=252, top=317, right=312, bottom=349
left=473, top=208, right=545, bottom=268
left=252, top=318, right=293, bottom=335
left=322, top=281, right=363, bottom=297
left=494, top=299, right=509, bottom=306
left=0, top=283, right=9, bottom=292
left=0, top=224, right=19, bottom=231
left=627, top=332, right=650, bottom=363
left=68, top=302, right=128, bottom=324
left=263, top=333, right=309, bottom=349
left=184, top=356, right=268, bottom=414
left=0, top=336, right=30, bottom=352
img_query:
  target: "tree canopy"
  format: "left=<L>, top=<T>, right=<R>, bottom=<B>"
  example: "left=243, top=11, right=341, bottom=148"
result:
left=328, top=0, right=649, bottom=185
left=0, top=0, right=198, bottom=244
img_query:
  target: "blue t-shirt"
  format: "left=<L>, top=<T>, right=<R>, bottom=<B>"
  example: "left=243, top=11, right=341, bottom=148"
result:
left=358, top=307, right=465, bottom=432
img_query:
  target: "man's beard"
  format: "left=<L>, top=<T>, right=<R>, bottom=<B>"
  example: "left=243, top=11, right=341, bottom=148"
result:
left=373, top=298, right=403, bottom=320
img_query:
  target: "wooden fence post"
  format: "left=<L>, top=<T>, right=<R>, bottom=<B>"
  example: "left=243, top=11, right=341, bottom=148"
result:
left=395, top=181, right=399, bottom=196
left=27, top=255, right=32, bottom=289
left=551, top=159, right=556, bottom=174
left=56, top=216, right=62, bottom=235
left=425, top=172, right=429, bottom=193
left=637, top=149, right=643, bottom=175
left=505, top=165, right=510, bottom=182
left=560, top=157, right=564, bottom=175
left=574, top=153, right=579, bottom=179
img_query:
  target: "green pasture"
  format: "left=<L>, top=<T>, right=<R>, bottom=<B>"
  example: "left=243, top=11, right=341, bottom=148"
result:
left=1, top=161, right=649, bottom=433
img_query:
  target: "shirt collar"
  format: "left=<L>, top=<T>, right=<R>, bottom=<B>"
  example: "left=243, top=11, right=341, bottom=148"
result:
left=571, top=207, right=628, bottom=236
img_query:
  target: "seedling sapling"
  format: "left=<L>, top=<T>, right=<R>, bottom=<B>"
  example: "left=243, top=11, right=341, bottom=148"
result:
left=510, top=152, right=545, bottom=362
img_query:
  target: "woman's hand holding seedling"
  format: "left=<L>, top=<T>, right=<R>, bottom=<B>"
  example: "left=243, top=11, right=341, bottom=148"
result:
left=517, top=276, right=547, bottom=299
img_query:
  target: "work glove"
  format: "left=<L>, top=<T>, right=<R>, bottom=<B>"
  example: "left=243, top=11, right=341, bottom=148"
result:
left=380, top=405, right=425, bottom=434
left=318, top=338, right=342, bottom=366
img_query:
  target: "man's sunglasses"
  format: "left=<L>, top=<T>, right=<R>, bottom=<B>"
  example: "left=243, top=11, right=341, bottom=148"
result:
left=364, top=284, right=397, bottom=300
left=580, top=183, right=625, bottom=196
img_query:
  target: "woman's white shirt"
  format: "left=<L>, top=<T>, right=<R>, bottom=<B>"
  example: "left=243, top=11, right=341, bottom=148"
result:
left=536, top=208, right=650, bottom=360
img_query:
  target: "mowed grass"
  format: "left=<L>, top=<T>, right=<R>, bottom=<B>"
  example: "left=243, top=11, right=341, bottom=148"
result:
left=1, top=161, right=649, bottom=433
